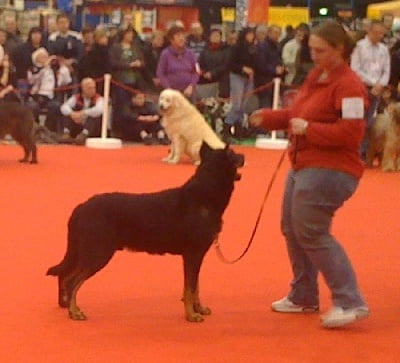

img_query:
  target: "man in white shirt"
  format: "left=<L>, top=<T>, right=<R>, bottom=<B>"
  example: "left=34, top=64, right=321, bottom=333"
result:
left=60, top=77, right=104, bottom=145
left=350, top=20, right=390, bottom=160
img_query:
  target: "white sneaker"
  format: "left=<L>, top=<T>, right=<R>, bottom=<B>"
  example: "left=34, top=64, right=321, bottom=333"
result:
left=271, top=296, right=319, bottom=313
left=321, top=306, right=370, bottom=328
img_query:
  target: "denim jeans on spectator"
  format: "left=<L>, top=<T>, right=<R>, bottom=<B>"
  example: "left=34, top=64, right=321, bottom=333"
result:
left=225, top=72, right=253, bottom=126
left=361, top=91, right=381, bottom=157
left=281, top=168, right=367, bottom=309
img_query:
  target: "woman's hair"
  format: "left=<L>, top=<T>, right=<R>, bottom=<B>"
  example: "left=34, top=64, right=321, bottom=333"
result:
left=311, top=20, right=355, bottom=60
left=166, top=25, right=185, bottom=40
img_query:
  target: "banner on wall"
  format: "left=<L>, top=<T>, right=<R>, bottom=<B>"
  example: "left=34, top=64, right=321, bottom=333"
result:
left=247, top=0, right=270, bottom=24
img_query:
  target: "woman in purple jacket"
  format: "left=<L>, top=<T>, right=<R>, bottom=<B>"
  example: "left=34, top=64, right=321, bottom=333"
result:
left=156, top=25, right=199, bottom=101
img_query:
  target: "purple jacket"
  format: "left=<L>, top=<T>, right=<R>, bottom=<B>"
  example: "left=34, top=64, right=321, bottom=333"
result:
left=156, top=46, right=199, bottom=91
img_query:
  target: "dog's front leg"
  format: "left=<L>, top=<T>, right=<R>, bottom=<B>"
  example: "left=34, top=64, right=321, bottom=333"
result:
left=167, top=137, right=183, bottom=164
left=193, top=282, right=211, bottom=316
left=182, top=255, right=205, bottom=322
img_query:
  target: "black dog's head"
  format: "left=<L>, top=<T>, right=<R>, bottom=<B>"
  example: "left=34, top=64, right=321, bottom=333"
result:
left=199, top=142, right=245, bottom=181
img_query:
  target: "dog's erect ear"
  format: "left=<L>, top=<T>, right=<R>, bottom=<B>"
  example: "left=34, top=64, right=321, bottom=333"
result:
left=199, top=141, right=213, bottom=160
left=224, top=143, right=230, bottom=150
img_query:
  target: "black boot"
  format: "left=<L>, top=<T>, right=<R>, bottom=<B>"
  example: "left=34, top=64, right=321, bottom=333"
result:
left=221, top=122, right=235, bottom=143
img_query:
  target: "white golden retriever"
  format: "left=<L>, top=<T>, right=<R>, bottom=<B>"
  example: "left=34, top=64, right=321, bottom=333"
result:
left=158, top=89, right=226, bottom=164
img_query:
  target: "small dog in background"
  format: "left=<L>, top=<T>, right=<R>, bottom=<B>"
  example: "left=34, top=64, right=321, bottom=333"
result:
left=197, top=97, right=231, bottom=138
left=366, top=102, right=400, bottom=172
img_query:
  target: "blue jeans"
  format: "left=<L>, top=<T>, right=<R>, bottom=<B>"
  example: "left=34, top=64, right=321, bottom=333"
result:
left=281, top=168, right=367, bottom=309
left=361, top=92, right=381, bottom=157
left=225, top=72, right=253, bottom=126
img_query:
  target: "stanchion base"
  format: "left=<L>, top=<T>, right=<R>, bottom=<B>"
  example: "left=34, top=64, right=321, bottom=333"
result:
left=85, top=137, right=123, bottom=149
left=255, top=137, right=288, bottom=150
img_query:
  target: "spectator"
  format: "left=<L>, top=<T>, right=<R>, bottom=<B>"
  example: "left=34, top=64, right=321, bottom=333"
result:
left=224, top=27, right=256, bottom=141
left=255, top=24, right=268, bottom=44
left=12, top=27, right=46, bottom=80
left=254, top=24, right=285, bottom=108
left=186, top=21, right=207, bottom=60
left=77, top=28, right=111, bottom=93
left=351, top=20, right=390, bottom=161
left=141, top=30, right=166, bottom=93
left=157, top=25, right=199, bottom=101
left=60, top=77, right=104, bottom=145
left=81, top=24, right=95, bottom=55
left=4, top=17, right=23, bottom=57
left=47, top=13, right=84, bottom=81
left=198, top=28, right=230, bottom=98
left=26, top=47, right=71, bottom=130
left=120, top=91, right=167, bottom=144
left=292, top=30, right=314, bottom=85
left=282, top=24, right=309, bottom=85
left=0, top=52, right=18, bottom=102
left=109, top=25, right=145, bottom=134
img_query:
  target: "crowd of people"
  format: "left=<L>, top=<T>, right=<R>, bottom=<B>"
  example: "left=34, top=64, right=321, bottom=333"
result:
left=0, top=13, right=398, bottom=147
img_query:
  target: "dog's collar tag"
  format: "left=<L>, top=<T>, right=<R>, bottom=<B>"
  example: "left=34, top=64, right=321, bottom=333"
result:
left=342, top=97, right=364, bottom=119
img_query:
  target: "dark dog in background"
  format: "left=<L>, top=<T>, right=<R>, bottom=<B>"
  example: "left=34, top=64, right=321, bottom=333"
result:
left=197, top=97, right=231, bottom=138
left=0, top=102, right=38, bottom=163
left=47, top=142, right=245, bottom=323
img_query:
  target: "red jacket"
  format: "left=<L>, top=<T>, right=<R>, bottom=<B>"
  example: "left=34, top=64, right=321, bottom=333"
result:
left=259, top=62, right=369, bottom=179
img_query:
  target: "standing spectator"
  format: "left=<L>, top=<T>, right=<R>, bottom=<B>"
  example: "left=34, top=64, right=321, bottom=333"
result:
left=109, top=26, right=145, bottom=134
left=292, top=30, right=314, bottom=85
left=186, top=21, right=207, bottom=60
left=81, top=24, right=95, bottom=55
left=224, top=27, right=256, bottom=141
left=157, top=25, right=199, bottom=100
left=254, top=24, right=285, bottom=108
left=282, top=24, right=309, bottom=85
left=255, top=24, right=268, bottom=44
left=4, top=17, right=23, bottom=57
left=47, top=13, right=84, bottom=83
left=141, top=30, right=166, bottom=93
left=60, top=77, right=104, bottom=145
left=249, top=20, right=370, bottom=329
left=12, top=27, right=46, bottom=80
left=351, top=20, right=390, bottom=161
left=279, top=24, right=295, bottom=49
left=198, top=28, right=230, bottom=98
left=12, top=27, right=47, bottom=99
left=120, top=91, right=167, bottom=143
left=26, top=47, right=71, bottom=130
left=77, top=28, right=111, bottom=93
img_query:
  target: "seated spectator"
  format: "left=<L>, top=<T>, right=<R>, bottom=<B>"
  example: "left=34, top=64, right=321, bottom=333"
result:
left=120, top=91, right=168, bottom=144
left=59, top=77, right=104, bottom=145
left=26, top=47, right=72, bottom=129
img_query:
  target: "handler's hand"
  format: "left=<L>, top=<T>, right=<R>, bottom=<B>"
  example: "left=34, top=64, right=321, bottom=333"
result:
left=249, top=109, right=264, bottom=127
left=290, top=117, right=308, bottom=135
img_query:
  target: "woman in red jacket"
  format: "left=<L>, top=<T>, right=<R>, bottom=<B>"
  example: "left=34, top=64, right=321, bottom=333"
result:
left=250, top=21, right=370, bottom=329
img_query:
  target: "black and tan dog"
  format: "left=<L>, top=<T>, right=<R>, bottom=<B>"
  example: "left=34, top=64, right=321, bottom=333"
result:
left=47, top=143, right=244, bottom=322
left=0, top=101, right=38, bottom=163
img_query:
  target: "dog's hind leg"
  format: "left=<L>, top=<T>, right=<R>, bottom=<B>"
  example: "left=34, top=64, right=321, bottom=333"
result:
left=182, top=253, right=207, bottom=322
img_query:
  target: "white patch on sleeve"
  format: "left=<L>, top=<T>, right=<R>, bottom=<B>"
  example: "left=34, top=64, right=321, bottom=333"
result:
left=342, top=97, right=364, bottom=119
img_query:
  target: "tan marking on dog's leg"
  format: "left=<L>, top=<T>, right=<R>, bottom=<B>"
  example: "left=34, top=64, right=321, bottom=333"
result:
left=183, top=287, right=204, bottom=322
left=68, top=274, right=88, bottom=320
left=193, top=282, right=211, bottom=316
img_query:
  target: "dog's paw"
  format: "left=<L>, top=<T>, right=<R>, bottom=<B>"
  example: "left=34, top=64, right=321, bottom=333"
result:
left=186, top=312, right=205, bottom=323
left=69, top=307, right=87, bottom=321
left=194, top=303, right=211, bottom=316
left=167, top=159, right=179, bottom=164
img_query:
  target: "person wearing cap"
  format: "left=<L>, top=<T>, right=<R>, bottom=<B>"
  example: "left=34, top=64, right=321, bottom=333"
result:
left=157, top=24, right=199, bottom=101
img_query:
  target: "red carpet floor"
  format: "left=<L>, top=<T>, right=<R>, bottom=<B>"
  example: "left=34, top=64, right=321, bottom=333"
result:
left=0, top=143, right=399, bottom=363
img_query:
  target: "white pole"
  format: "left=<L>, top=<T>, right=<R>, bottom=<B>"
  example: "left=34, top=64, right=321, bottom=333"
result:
left=270, top=77, right=281, bottom=140
left=101, top=74, right=111, bottom=139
